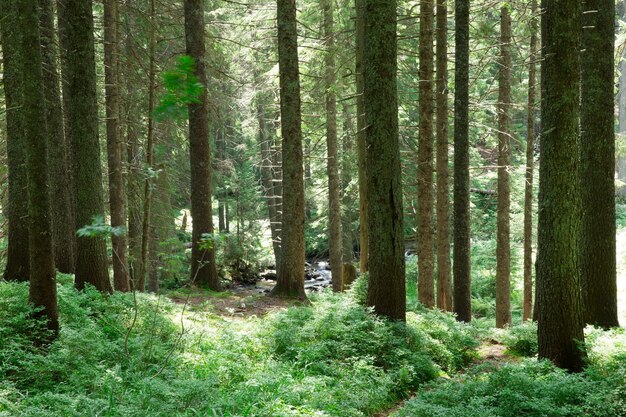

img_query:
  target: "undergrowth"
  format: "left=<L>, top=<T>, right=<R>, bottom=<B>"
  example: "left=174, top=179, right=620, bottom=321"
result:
left=0, top=279, right=475, bottom=417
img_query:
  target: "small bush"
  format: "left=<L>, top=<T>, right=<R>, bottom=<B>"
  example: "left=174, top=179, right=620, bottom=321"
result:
left=503, top=322, right=538, bottom=357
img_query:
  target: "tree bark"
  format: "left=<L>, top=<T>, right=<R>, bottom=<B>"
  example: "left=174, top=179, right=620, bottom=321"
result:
left=20, top=0, right=59, bottom=336
left=58, top=0, right=112, bottom=293
left=496, top=5, right=512, bottom=328
left=523, top=0, right=538, bottom=322
left=537, top=0, right=585, bottom=372
left=418, top=0, right=435, bottom=308
left=1, top=0, right=30, bottom=283
left=104, top=0, right=130, bottom=292
left=364, top=0, right=406, bottom=321
left=323, top=0, right=344, bottom=292
left=355, top=0, right=369, bottom=274
left=341, top=103, right=355, bottom=263
left=580, top=0, right=618, bottom=328
left=138, top=0, right=157, bottom=292
left=435, top=0, right=452, bottom=312
left=272, top=0, right=307, bottom=299
left=453, top=0, right=472, bottom=322
left=184, top=0, right=221, bottom=290
left=39, top=0, right=75, bottom=275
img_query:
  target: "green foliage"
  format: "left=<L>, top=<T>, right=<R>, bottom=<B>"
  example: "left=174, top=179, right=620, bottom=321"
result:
left=502, top=322, right=538, bottom=357
left=76, top=216, right=126, bottom=239
left=155, top=55, right=204, bottom=121
left=0, top=280, right=480, bottom=417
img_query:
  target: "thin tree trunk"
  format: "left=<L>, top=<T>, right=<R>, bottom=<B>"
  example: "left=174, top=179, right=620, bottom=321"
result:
left=453, top=0, right=472, bottom=322
left=104, top=0, right=130, bottom=291
left=537, top=0, right=585, bottom=372
left=1, top=0, right=30, bottom=283
left=435, top=0, right=452, bottom=312
left=58, top=0, right=112, bottom=293
left=184, top=0, right=221, bottom=290
left=272, top=0, right=307, bottom=299
left=323, top=0, right=343, bottom=292
left=523, top=0, right=538, bottom=322
left=138, top=0, right=157, bottom=292
left=39, top=0, right=75, bottom=274
left=418, top=0, right=436, bottom=308
left=580, top=0, right=618, bottom=328
left=364, top=0, right=406, bottom=321
left=496, top=5, right=512, bottom=328
left=341, top=103, right=355, bottom=264
left=20, top=0, right=59, bottom=336
left=355, top=0, right=369, bottom=274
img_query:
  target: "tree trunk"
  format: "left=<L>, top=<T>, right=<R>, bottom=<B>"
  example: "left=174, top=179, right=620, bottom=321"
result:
left=453, top=0, right=472, bottom=322
left=272, top=0, right=307, bottom=299
left=20, top=0, right=59, bottom=336
left=258, top=98, right=283, bottom=275
left=184, top=0, right=221, bottom=290
left=355, top=0, right=369, bottom=274
left=104, top=0, right=130, bottom=292
left=435, top=0, right=452, bottom=312
left=537, top=0, right=585, bottom=372
left=580, top=0, right=618, bottom=328
left=138, top=0, right=157, bottom=292
left=341, top=103, right=355, bottom=263
left=364, top=0, right=406, bottom=321
left=323, top=0, right=343, bottom=292
left=523, top=0, right=538, bottom=322
left=418, top=0, right=435, bottom=308
left=39, top=0, right=75, bottom=275
left=1, top=0, right=30, bottom=283
left=58, top=0, right=112, bottom=293
left=496, top=5, right=512, bottom=328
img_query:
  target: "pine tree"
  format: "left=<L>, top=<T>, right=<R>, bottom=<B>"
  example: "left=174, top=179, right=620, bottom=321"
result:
left=57, top=0, right=112, bottom=292
left=272, top=0, right=307, bottom=299
left=537, top=0, right=586, bottom=372
left=364, top=0, right=406, bottom=321
left=496, top=5, right=512, bottom=328
left=418, top=0, right=435, bottom=308
left=453, top=0, right=472, bottom=322
left=0, top=0, right=30, bottom=283
left=323, top=0, right=344, bottom=292
left=20, top=0, right=59, bottom=336
left=435, top=0, right=453, bottom=312
left=580, top=0, right=619, bottom=328
left=184, top=0, right=221, bottom=291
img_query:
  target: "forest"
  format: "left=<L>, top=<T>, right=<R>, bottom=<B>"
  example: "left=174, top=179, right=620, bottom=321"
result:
left=1, top=0, right=626, bottom=415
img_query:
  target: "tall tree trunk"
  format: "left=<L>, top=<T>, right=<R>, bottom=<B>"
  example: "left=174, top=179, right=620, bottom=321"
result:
left=453, top=0, right=472, bottom=322
left=418, top=0, right=435, bottom=308
left=496, top=5, right=512, bottom=328
left=39, top=0, right=75, bottom=274
left=126, top=105, right=143, bottom=288
left=580, top=0, right=618, bottom=328
left=341, top=103, right=355, bottom=264
left=323, top=0, right=343, bottom=292
left=364, top=0, right=406, bottom=321
left=58, top=0, right=112, bottom=293
left=355, top=0, right=369, bottom=274
left=216, top=126, right=227, bottom=233
left=435, top=0, right=452, bottom=312
left=184, top=0, right=221, bottom=290
left=104, top=0, right=130, bottom=292
left=258, top=97, right=283, bottom=274
left=523, top=0, right=538, bottom=322
left=537, top=0, right=585, bottom=372
left=619, top=2, right=626, bottom=185
left=138, top=0, right=157, bottom=292
left=20, top=0, right=59, bottom=336
left=1, top=0, right=30, bottom=282
left=272, top=0, right=307, bottom=299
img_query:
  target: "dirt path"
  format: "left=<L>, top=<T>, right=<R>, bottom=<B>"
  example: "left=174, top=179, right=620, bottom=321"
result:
left=168, top=284, right=303, bottom=319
